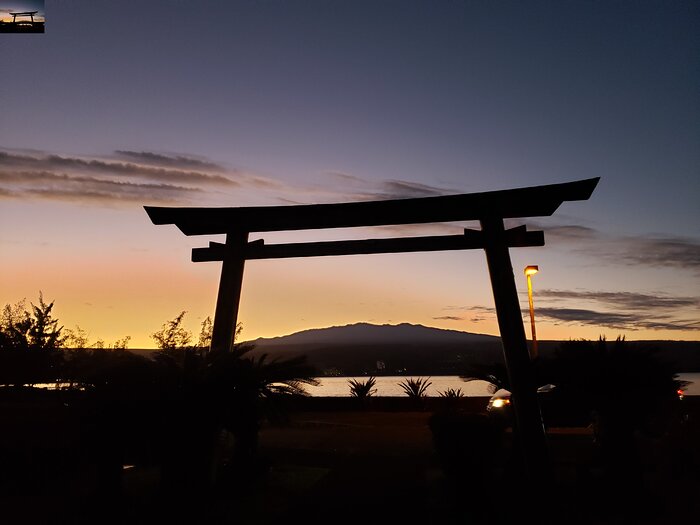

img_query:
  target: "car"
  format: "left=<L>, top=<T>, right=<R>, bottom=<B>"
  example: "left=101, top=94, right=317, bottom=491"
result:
left=487, top=384, right=687, bottom=429
left=486, top=384, right=563, bottom=427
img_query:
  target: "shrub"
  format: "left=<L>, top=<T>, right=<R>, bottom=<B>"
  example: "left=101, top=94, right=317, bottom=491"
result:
left=398, top=377, right=432, bottom=398
left=438, top=388, right=464, bottom=398
left=348, top=376, right=377, bottom=398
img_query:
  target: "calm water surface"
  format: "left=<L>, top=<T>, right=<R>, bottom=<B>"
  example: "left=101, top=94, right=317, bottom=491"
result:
left=307, top=373, right=700, bottom=397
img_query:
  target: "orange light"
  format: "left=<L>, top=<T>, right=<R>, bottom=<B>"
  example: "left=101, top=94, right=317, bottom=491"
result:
left=524, top=265, right=539, bottom=359
left=524, top=265, right=539, bottom=276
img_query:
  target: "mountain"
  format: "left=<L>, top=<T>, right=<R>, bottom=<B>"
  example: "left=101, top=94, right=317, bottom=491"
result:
left=246, top=322, right=503, bottom=376
left=243, top=323, right=700, bottom=376
left=250, top=322, right=497, bottom=347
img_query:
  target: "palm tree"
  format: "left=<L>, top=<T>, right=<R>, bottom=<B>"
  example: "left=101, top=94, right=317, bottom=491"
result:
left=204, top=342, right=319, bottom=472
left=460, top=362, right=509, bottom=395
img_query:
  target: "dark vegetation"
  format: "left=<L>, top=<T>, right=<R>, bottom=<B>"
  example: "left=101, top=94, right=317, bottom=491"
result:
left=1, top=293, right=697, bottom=523
left=0, top=294, right=318, bottom=523
left=0, top=21, right=45, bottom=33
left=347, top=375, right=377, bottom=398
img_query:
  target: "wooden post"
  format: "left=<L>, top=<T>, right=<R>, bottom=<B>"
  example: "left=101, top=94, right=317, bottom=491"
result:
left=210, top=230, right=249, bottom=353
left=480, top=217, right=549, bottom=483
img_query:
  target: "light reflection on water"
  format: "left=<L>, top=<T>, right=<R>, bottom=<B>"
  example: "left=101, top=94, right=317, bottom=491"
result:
left=306, top=373, right=700, bottom=397
left=307, top=376, right=502, bottom=397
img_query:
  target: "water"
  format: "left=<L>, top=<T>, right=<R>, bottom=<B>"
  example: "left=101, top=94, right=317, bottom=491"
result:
left=306, top=373, right=700, bottom=397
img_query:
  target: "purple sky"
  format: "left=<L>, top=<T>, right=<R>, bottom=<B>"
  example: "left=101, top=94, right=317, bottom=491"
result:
left=1, top=1, right=698, bottom=346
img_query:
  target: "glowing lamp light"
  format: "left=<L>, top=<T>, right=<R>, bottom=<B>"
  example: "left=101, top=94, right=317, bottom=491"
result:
left=524, top=265, right=539, bottom=276
left=524, top=265, right=539, bottom=359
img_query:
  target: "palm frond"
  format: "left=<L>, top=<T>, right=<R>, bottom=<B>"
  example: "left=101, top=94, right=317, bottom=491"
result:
left=438, top=388, right=464, bottom=398
left=398, top=377, right=432, bottom=398
left=348, top=376, right=377, bottom=398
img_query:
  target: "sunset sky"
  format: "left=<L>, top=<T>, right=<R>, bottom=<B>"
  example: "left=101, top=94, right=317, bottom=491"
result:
left=0, top=1, right=44, bottom=23
left=1, top=1, right=698, bottom=347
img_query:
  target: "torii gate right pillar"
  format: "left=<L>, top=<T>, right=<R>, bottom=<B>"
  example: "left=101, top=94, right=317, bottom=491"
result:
left=481, top=217, right=549, bottom=484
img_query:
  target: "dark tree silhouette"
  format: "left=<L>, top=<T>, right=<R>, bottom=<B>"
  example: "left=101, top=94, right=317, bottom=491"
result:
left=0, top=293, right=65, bottom=386
left=460, top=362, right=510, bottom=394
left=205, top=342, right=319, bottom=474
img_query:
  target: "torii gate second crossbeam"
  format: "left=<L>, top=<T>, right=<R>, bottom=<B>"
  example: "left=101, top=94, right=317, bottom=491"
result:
left=145, top=176, right=599, bottom=485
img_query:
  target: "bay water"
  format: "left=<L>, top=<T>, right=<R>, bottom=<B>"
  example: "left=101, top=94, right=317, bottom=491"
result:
left=306, top=373, right=700, bottom=397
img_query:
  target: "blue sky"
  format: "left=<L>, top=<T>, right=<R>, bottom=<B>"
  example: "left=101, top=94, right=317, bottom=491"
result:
left=1, top=1, right=698, bottom=346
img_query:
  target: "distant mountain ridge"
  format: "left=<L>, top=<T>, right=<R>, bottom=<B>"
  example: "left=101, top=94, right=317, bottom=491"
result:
left=246, top=322, right=504, bottom=375
left=131, top=323, right=700, bottom=375
left=249, top=322, right=498, bottom=347
left=244, top=322, right=700, bottom=376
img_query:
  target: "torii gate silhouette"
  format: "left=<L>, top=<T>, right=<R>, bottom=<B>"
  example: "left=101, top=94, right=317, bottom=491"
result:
left=9, top=11, right=38, bottom=23
left=145, top=176, right=599, bottom=483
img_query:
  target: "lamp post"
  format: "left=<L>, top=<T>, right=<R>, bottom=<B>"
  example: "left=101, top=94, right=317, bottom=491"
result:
left=524, top=265, right=539, bottom=359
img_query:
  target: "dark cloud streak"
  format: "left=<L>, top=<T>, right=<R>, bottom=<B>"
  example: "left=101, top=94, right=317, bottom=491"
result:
left=537, top=289, right=700, bottom=310
left=517, top=218, right=700, bottom=273
left=535, top=307, right=700, bottom=332
left=114, top=150, right=225, bottom=171
left=0, top=150, right=237, bottom=186
left=0, top=170, right=201, bottom=205
left=616, top=235, right=700, bottom=271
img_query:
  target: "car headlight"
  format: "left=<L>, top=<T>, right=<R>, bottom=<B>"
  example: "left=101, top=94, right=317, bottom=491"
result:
left=490, top=398, right=510, bottom=409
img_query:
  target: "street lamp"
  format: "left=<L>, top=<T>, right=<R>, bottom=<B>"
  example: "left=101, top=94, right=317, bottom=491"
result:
left=524, top=265, right=539, bottom=359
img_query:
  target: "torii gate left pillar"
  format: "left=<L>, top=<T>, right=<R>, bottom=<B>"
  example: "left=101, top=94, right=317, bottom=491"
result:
left=210, top=230, right=248, bottom=353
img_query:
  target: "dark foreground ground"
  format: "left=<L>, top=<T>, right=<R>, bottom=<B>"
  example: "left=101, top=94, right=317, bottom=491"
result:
left=2, top=396, right=699, bottom=524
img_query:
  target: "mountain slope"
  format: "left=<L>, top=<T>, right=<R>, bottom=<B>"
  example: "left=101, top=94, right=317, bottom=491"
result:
left=250, top=322, right=498, bottom=347
left=246, top=322, right=503, bottom=375
left=244, top=323, right=700, bottom=376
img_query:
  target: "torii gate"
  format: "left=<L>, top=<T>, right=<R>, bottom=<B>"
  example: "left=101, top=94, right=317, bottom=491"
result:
left=9, top=11, right=38, bottom=23
left=145, top=176, right=599, bottom=482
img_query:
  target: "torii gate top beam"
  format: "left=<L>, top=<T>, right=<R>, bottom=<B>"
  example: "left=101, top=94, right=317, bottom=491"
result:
left=145, top=177, right=599, bottom=235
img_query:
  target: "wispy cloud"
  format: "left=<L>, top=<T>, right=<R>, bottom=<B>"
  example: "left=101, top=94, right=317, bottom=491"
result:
left=113, top=150, right=225, bottom=171
left=432, top=315, right=465, bottom=321
left=542, top=224, right=600, bottom=242
left=376, top=180, right=448, bottom=199
left=537, top=289, right=700, bottom=310
left=535, top=307, right=700, bottom=332
left=441, top=290, right=699, bottom=333
left=530, top=288, right=700, bottom=332
left=4, top=148, right=455, bottom=208
left=326, top=171, right=367, bottom=185
left=516, top=218, right=700, bottom=273
left=322, top=170, right=455, bottom=202
left=0, top=147, right=261, bottom=206
left=438, top=305, right=496, bottom=324
left=0, top=170, right=200, bottom=204
left=0, top=150, right=236, bottom=186
left=3, top=147, right=699, bottom=278
left=614, top=235, right=700, bottom=271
